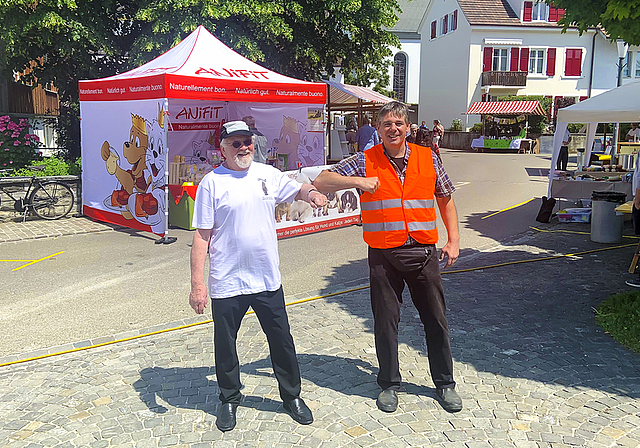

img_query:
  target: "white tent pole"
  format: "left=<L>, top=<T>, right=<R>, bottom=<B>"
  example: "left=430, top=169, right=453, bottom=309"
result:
left=156, top=98, right=177, bottom=245
left=584, top=122, right=597, bottom=169
left=548, top=122, right=568, bottom=197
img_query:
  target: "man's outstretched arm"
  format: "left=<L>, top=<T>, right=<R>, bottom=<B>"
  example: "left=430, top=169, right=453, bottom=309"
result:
left=313, top=170, right=380, bottom=194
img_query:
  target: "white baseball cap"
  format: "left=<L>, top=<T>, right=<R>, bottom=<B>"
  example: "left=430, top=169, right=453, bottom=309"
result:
left=220, top=121, right=253, bottom=140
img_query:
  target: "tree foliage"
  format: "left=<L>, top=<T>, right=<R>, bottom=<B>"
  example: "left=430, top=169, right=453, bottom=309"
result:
left=550, top=0, right=640, bottom=46
left=0, top=0, right=400, bottom=156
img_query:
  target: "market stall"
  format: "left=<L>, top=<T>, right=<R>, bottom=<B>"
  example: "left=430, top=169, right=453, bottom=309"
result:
left=549, top=81, right=640, bottom=200
left=465, top=100, right=545, bottom=152
left=80, top=26, right=341, bottom=238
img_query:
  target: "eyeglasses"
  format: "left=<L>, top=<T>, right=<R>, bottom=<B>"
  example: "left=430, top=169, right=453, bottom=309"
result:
left=231, top=139, right=252, bottom=149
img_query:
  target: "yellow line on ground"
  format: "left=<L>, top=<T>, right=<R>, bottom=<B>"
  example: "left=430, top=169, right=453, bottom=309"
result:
left=0, top=259, right=35, bottom=262
left=0, top=241, right=632, bottom=367
left=12, top=251, right=64, bottom=271
left=482, top=198, right=535, bottom=220
left=530, top=226, right=640, bottom=239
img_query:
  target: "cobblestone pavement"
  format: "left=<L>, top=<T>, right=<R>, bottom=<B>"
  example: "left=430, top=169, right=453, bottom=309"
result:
left=2, top=223, right=640, bottom=447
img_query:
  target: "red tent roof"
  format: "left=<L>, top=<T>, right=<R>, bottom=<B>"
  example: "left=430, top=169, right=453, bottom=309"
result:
left=465, top=100, right=545, bottom=115
left=79, top=26, right=326, bottom=104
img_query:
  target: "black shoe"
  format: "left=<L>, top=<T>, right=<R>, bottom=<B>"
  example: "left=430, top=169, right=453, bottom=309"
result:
left=283, top=397, right=313, bottom=425
left=216, top=403, right=238, bottom=432
left=626, top=278, right=640, bottom=288
left=376, top=389, right=398, bottom=412
left=436, top=387, right=463, bottom=413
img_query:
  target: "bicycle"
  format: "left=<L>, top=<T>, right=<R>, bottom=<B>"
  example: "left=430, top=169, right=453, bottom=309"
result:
left=0, top=165, right=75, bottom=220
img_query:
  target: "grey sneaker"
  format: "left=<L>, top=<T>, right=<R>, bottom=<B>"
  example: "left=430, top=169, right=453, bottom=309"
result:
left=436, top=387, right=463, bottom=413
left=376, top=389, right=398, bottom=412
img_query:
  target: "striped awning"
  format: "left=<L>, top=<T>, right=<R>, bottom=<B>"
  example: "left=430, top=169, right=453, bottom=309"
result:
left=323, top=80, right=396, bottom=106
left=465, top=100, right=545, bottom=116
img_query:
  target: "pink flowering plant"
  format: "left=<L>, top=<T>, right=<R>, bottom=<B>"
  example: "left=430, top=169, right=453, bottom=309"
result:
left=0, top=115, right=42, bottom=171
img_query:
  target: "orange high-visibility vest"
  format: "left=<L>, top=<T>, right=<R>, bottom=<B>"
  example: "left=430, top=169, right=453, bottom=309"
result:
left=360, top=143, right=438, bottom=249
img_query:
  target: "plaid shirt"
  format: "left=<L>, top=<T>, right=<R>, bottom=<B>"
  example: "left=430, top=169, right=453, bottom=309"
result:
left=330, top=144, right=455, bottom=197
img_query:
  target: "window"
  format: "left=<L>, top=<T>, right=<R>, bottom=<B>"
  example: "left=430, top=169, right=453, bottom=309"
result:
left=430, top=20, right=437, bottom=39
left=636, top=51, right=640, bottom=77
left=529, top=49, right=545, bottom=74
left=393, top=53, right=407, bottom=103
left=531, top=0, right=549, bottom=21
left=440, top=15, right=448, bottom=35
left=564, top=48, right=582, bottom=76
left=450, top=10, right=458, bottom=31
left=623, top=52, right=631, bottom=78
left=493, top=48, right=509, bottom=71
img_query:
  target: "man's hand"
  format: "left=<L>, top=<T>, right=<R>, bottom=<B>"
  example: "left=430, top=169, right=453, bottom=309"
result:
left=189, top=283, right=208, bottom=314
left=358, top=176, right=380, bottom=194
left=439, top=240, right=459, bottom=269
left=308, top=190, right=328, bottom=209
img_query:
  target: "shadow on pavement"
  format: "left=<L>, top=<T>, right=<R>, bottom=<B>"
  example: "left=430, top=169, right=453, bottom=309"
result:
left=314, top=220, right=640, bottom=400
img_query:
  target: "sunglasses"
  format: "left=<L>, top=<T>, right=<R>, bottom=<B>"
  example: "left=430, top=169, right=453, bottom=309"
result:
left=231, top=139, right=253, bottom=149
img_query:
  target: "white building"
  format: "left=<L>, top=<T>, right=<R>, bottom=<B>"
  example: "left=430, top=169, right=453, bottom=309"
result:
left=416, top=0, right=639, bottom=130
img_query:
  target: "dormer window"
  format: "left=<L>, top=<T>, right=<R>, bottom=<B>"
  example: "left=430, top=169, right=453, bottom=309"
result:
left=531, top=1, right=548, bottom=21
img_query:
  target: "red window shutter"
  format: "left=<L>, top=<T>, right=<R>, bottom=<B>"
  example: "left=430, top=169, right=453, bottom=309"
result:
left=452, top=10, right=458, bottom=30
left=547, top=48, right=556, bottom=76
left=443, top=15, right=448, bottom=34
left=431, top=20, right=436, bottom=39
left=510, top=47, right=520, bottom=71
left=519, top=48, right=530, bottom=72
left=557, top=8, right=565, bottom=20
left=483, top=47, right=493, bottom=72
left=548, top=6, right=558, bottom=22
left=564, top=48, right=581, bottom=76
left=523, top=2, right=533, bottom=21
left=574, top=49, right=582, bottom=76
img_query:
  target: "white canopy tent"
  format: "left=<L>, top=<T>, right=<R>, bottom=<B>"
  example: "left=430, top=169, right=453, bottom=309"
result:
left=549, top=81, right=640, bottom=196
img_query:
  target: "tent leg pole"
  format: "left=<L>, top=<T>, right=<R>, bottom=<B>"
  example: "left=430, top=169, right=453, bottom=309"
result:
left=157, top=98, right=177, bottom=245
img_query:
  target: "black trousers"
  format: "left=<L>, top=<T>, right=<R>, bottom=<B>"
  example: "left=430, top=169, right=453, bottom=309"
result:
left=211, top=286, right=301, bottom=404
left=557, top=146, right=569, bottom=171
left=369, top=245, right=455, bottom=391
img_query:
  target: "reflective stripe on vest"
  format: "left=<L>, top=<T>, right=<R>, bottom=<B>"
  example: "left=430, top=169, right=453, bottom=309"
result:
left=360, top=198, right=403, bottom=211
left=362, top=221, right=406, bottom=232
left=403, top=199, right=434, bottom=209
left=360, top=143, right=439, bottom=248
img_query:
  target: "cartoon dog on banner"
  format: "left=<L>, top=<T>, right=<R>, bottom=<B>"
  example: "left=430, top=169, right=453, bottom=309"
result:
left=101, top=103, right=165, bottom=232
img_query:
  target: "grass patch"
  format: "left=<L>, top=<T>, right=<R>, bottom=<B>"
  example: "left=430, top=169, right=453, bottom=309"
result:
left=595, top=290, right=640, bottom=354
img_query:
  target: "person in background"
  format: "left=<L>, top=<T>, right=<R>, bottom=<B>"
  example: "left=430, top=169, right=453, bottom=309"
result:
left=355, top=116, right=380, bottom=151
left=313, top=101, right=463, bottom=415
left=419, top=121, right=429, bottom=130
left=189, top=120, right=327, bottom=432
left=416, top=127, right=438, bottom=161
left=556, top=128, right=571, bottom=171
left=432, top=119, right=445, bottom=151
left=407, top=123, right=419, bottom=143
left=345, top=121, right=358, bottom=152
left=627, top=123, right=640, bottom=142
left=242, top=115, right=268, bottom=163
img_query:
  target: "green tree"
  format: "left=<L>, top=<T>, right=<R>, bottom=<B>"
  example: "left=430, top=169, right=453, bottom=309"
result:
left=0, top=0, right=400, bottom=157
left=550, top=0, right=640, bottom=45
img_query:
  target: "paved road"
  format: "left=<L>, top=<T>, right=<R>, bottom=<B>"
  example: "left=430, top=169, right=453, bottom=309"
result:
left=2, top=222, right=640, bottom=447
left=0, top=150, right=552, bottom=358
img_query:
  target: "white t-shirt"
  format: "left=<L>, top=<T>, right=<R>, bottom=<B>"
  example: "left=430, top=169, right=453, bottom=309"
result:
left=192, top=162, right=302, bottom=298
left=627, top=128, right=640, bottom=142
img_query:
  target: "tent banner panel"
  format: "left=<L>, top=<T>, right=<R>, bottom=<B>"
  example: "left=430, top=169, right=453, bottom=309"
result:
left=275, top=166, right=360, bottom=238
left=228, top=103, right=325, bottom=170
left=168, top=99, right=228, bottom=169
left=81, top=99, right=168, bottom=235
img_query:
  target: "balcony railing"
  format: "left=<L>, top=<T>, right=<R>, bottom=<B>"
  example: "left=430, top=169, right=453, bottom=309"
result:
left=481, top=71, right=527, bottom=87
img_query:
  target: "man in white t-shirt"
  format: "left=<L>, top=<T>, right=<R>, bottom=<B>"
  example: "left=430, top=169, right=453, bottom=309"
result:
left=627, top=123, right=640, bottom=142
left=189, top=121, right=327, bottom=432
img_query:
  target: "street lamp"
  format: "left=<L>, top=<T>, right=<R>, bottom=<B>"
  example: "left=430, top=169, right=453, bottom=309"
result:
left=611, top=40, right=628, bottom=166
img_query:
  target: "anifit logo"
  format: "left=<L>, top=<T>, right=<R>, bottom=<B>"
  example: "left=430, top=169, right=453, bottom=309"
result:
left=195, top=67, right=270, bottom=79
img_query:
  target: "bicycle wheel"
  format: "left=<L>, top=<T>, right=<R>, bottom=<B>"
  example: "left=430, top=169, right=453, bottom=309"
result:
left=30, top=181, right=74, bottom=220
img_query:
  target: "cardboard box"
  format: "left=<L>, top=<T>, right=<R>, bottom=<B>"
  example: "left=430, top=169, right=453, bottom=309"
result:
left=557, top=208, right=591, bottom=223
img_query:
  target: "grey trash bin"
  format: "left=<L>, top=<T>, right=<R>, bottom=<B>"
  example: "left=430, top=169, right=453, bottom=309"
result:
left=590, top=191, right=626, bottom=243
